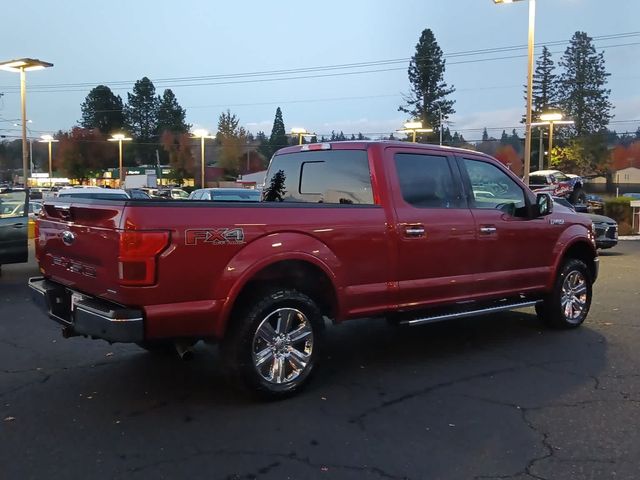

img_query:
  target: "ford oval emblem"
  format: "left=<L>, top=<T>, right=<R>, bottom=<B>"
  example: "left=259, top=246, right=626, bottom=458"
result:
left=61, top=231, right=76, bottom=246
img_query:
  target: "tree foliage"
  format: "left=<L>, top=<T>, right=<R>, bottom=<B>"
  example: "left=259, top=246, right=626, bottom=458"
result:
left=160, top=131, right=194, bottom=185
left=157, top=89, right=190, bottom=135
left=525, top=46, right=559, bottom=122
left=268, top=107, right=288, bottom=153
left=399, top=28, right=455, bottom=141
left=558, top=32, right=612, bottom=136
left=125, top=77, right=159, bottom=140
left=216, top=109, right=248, bottom=179
left=124, top=77, right=159, bottom=164
left=80, top=85, right=125, bottom=134
left=56, top=128, right=111, bottom=180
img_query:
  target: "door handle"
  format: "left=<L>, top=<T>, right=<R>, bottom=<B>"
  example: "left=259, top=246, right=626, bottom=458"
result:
left=404, top=225, right=425, bottom=237
left=479, top=226, right=497, bottom=235
left=12, top=223, right=26, bottom=229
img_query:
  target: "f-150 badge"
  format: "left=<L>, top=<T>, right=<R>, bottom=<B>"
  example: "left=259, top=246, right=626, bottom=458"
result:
left=185, top=228, right=245, bottom=245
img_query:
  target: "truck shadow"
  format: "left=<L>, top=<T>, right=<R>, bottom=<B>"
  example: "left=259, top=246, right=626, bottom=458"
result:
left=77, top=309, right=608, bottom=411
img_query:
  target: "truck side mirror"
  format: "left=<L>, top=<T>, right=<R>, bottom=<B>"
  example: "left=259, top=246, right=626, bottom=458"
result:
left=535, top=193, right=553, bottom=217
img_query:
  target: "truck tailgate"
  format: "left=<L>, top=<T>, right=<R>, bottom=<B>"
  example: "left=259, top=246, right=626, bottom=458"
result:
left=36, top=200, right=125, bottom=300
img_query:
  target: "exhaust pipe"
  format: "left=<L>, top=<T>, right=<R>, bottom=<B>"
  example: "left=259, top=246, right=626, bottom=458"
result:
left=175, top=340, right=194, bottom=361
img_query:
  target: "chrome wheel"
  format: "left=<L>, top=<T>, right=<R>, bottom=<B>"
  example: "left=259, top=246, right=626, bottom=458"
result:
left=252, top=307, right=314, bottom=385
left=561, top=270, right=588, bottom=323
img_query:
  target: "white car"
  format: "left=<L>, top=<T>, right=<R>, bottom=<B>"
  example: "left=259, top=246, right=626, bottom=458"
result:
left=56, top=187, right=129, bottom=200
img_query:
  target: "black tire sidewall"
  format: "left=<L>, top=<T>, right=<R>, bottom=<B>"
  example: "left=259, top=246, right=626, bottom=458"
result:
left=224, top=289, right=323, bottom=398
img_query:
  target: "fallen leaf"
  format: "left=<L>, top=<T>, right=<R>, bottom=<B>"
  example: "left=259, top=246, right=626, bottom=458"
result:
left=105, top=352, right=114, bottom=357
left=4, top=416, right=16, bottom=422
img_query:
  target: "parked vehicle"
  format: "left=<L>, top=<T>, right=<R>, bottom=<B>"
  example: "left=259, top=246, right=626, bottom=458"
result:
left=529, top=170, right=586, bottom=205
left=30, top=141, right=598, bottom=398
left=554, top=197, right=617, bottom=249
left=0, top=189, right=28, bottom=273
left=622, top=193, right=640, bottom=200
left=125, top=189, right=151, bottom=200
left=155, top=188, right=189, bottom=199
left=57, top=187, right=129, bottom=200
left=188, top=188, right=261, bottom=201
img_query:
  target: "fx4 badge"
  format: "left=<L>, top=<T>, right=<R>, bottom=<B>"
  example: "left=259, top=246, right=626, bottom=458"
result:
left=185, top=228, right=245, bottom=245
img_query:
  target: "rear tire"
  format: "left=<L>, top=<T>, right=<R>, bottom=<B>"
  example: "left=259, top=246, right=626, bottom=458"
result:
left=536, top=258, right=592, bottom=329
left=221, top=288, right=324, bottom=399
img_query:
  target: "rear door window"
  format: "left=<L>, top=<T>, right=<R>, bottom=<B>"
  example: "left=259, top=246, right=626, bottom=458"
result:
left=264, top=150, right=373, bottom=204
left=394, top=153, right=463, bottom=208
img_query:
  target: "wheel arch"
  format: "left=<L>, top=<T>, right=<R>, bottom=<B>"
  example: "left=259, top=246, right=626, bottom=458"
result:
left=213, top=233, right=342, bottom=337
left=549, top=237, right=598, bottom=290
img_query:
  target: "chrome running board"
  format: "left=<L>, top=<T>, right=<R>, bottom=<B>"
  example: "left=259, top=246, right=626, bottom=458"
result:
left=400, top=300, right=541, bottom=326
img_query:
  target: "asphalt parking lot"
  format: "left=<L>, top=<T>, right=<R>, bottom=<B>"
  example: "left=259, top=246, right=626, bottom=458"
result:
left=1, top=243, right=639, bottom=480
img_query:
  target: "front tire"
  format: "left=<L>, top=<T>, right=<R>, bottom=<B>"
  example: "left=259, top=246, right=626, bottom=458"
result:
left=536, top=258, right=592, bottom=329
left=570, top=187, right=587, bottom=206
left=222, top=288, right=324, bottom=399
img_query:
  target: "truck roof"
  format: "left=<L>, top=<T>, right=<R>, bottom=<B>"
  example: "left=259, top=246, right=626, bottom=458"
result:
left=274, top=140, right=485, bottom=157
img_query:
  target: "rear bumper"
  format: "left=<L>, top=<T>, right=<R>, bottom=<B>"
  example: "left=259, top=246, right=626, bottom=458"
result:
left=28, top=277, right=144, bottom=343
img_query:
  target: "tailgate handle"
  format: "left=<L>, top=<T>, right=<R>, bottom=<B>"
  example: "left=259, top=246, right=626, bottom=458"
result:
left=55, top=205, right=71, bottom=220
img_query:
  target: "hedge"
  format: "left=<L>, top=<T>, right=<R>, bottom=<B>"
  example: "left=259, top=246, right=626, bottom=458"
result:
left=604, top=197, right=633, bottom=235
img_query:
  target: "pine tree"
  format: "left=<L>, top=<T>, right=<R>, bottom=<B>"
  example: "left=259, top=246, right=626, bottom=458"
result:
left=269, top=107, right=288, bottom=153
left=399, top=28, right=455, bottom=140
left=157, top=89, right=190, bottom=134
left=80, top=85, right=125, bottom=134
left=125, top=77, right=160, bottom=163
left=125, top=77, right=160, bottom=140
left=524, top=46, right=559, bottom=122
left=500, top=130, right=509, bottom=145
left=558, top=31, right=613, bottom=136
left=482, top=128, right=489, bottom=142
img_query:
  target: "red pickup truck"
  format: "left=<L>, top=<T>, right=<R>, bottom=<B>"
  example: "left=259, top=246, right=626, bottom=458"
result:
left=30, top=141, right=598, bottom=397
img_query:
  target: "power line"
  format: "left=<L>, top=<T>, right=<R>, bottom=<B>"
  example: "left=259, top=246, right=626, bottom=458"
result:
left=1, top=31, right=638, bottom=94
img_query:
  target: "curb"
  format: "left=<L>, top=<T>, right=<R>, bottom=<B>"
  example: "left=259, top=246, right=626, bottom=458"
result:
left=618, top=236, right=640, bottom=241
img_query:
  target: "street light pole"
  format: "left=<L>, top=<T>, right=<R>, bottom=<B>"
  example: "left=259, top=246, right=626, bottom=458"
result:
left=492, top=0, right=535, bottom=184
left=397, top=121, right=433, bottom=143
left=437, top=105, right=443, bottom=146
left=0, top=58, right=54, bottom=187
left=200, top=136, right=205, bottom=188
left=191, top=129, right=213, bottom=189
left=524, top=0, right=536, bottom=185
left=20, top=68, right=28, bottom=185
left=108, top=133, right=132, bottom=186
left=532, top=114, right=573, bottom=169
left=39, top=135, right=59, bottom=185
left=291, top=127, right=311, bottom=146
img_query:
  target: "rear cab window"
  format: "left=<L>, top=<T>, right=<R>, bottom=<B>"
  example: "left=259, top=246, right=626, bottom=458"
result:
left=264, top=149, right=374, bottom=204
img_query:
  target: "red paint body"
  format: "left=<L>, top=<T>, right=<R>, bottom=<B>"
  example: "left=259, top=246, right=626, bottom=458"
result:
left=35, top=142, right=596, bottom=340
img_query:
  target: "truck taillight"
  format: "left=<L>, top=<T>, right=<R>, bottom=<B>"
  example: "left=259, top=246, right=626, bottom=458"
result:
left=118, top=230, right=169, bottom=286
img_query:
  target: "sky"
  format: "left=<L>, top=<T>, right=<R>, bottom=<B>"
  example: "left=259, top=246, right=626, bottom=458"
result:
left=1, top=0, right=639, bottom=143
